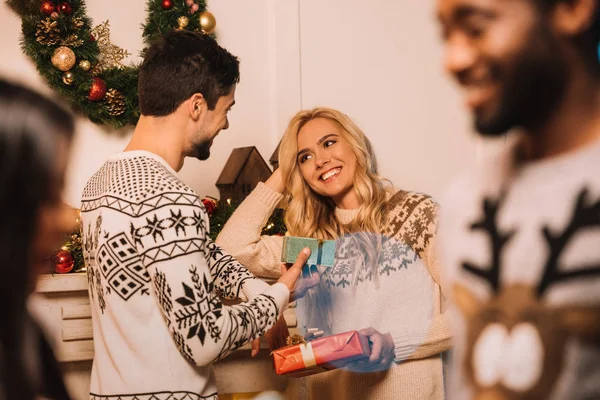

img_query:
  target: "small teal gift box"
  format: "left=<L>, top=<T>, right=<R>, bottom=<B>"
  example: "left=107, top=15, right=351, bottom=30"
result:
left=281, top=236, right=336, bottom=267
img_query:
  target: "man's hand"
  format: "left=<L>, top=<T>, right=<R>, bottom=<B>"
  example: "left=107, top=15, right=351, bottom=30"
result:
left=283, top=264, right=321, bottom=302
left=266, top=315, right=290, bottom=351
left=250, top=315, right=290, bottom=357
left=277, top=248, right=311, bottom=298
left=348, top=328, right=395, bottom=372
left=251, top=337, right=261, bottom=357
left=250, top=250, right=312, bottom=357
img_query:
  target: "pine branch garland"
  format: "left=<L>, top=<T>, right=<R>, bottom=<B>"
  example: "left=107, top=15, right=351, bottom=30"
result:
left=62, top=229, right=85, bottom=273
left=5, top=0, right=38, bottom=17
left=208, top=200, right=286, bottom=241
left=9, top=0, right=214, bottom=129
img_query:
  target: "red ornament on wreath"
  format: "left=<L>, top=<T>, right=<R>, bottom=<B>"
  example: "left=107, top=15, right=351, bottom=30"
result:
left=201, top=197, right=218, bottom=217
left=40, top=0, right=55, bottom=16
left=54, top=249, right=74, bottom=274
left=58, top=1, right=72, bottom=15
left=161, top=0, right=173, bottom=10
left=88, top=77, right=107, bottom=101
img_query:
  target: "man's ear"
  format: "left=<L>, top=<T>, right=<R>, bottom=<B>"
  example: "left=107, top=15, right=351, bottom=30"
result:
left=189, top=93, right=206, bottom=120
left=550, top=0, right=598, bottom=37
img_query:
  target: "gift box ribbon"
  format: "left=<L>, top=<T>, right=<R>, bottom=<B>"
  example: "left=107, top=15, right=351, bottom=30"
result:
left=299, top=342, right=316, bottom=368
left=282, top=236, right=336, bottom=267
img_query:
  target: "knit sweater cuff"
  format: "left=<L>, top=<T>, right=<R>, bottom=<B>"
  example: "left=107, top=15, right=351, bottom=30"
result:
left=240, top=277, right=271, bottom=301
left=392, top=330, right=427, bottom=361
left=262, top=282, right=290, bottom=316
left=251, top=182, right=284, bottom=209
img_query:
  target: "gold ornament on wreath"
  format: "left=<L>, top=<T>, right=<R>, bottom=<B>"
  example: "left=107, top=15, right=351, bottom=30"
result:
left=199, top=11, right=216, bottom=34
left=79, top=59, right=91, bottom=72
left=177, top=16, right=190, bottom=30
left=89, top=21, right=131, bottom=75
left=51, top=46, right=76, bottom=72
left=61, top=33, right=84, bottom=48
left=62, top=71, right=75, bottom=85
left=7, top=0, right=218, bottom=128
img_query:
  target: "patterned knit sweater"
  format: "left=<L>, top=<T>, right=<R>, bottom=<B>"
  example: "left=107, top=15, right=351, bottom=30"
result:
left=216, top=182, right=452, bottom=400
left=80, top=151, right=290, bottom=400
left=439, top=137, right=600, bottom=400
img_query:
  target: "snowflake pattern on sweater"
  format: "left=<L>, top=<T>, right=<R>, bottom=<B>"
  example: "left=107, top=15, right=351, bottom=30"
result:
left=81, top=152, right=288, bottom=399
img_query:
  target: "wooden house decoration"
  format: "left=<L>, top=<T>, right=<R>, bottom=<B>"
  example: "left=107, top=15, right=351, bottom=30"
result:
left=216, top=146, right=272, bottom=204
left=269, top=140, right=281, bottom=170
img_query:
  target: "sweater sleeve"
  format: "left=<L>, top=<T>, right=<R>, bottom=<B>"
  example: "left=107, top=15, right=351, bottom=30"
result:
left=406, top=232, right=453, bottom=360
left=386, top=196, right=453, bottom=362
left=131, top=202, right=290, bottom=366
left=204, top=239, right=270, bottom=301
left=216, top=182, right=285, bottom=279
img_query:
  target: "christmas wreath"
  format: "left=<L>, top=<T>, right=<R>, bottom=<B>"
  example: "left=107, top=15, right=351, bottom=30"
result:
left=6, top=0, right=217, bottom=129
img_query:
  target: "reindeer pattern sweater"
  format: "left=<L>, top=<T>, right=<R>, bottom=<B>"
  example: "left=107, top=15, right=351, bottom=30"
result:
left=216, top=183, right=452, bottom=400
left=80, top=151, right=289, bottom=400
left=438, top=137, right=600, bottom=400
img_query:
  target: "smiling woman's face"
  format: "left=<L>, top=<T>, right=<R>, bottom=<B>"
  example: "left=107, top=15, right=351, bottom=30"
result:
left=296, top=117, right=359, bottom=209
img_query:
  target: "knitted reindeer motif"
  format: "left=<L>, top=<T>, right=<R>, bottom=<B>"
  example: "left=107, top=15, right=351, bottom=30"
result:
left=454, top=188, right=600, bottom=400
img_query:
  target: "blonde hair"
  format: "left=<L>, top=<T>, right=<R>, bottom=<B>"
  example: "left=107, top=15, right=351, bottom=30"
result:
left=279, top=107, right=391, bottom=240
left=278, top=108, right=392, bottom=332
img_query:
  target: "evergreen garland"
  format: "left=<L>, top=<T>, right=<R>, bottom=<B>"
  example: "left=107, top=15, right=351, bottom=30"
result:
left=63, top=229, right=84, bottom=272
left=208, top=200, right=286, bottom=241
left=6, top=0, right=213, bottom=129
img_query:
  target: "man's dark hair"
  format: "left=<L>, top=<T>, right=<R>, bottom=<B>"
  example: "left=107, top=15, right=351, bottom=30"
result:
left=138, top=30, right=240, bottom=116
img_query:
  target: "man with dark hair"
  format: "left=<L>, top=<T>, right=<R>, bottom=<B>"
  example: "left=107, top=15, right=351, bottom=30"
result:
left=135, top=30, right=239, bottom=163
left=80, top=30, right=308, bottom=400
left=437, top=0, right=600, bottom=398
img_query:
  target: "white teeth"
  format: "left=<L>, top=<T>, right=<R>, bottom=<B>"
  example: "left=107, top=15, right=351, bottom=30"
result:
left=321, top=168, right=340, bottom=181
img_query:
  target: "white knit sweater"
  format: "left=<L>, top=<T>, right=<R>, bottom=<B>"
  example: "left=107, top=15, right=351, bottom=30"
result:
left=80, top=151, right=289, bottom=400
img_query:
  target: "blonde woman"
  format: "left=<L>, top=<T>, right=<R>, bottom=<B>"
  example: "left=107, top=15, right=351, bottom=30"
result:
left=216, top=107, right=451, bottom=400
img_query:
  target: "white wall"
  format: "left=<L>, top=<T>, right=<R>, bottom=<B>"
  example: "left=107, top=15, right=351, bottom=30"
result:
left=296, top=0, right=480, bottom=199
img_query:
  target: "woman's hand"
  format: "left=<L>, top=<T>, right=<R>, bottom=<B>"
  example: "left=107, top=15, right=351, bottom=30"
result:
left=265, top=167, right=285, bottom=194
left=348, top=328, right=395, bottom=372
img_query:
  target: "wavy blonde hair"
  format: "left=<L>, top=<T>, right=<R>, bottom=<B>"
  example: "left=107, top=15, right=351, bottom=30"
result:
left=278, top=108, right=392, bottom=332
left=279, top=107, right=391, bottom=240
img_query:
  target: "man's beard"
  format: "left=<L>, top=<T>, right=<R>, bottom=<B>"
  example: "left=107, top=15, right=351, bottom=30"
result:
left=193, top=140, right=212, bottom=161
left=474, top=27, right=568, bottom=137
